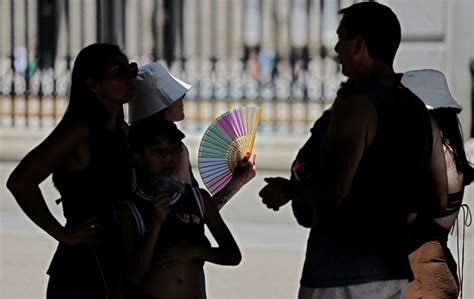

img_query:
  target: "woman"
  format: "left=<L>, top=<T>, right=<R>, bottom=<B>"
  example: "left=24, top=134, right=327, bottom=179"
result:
left=7, top=43, right=137, bottom=298
left=402, top=69, right=473, bottom=299
left=129, top=61, right=256, bottom=208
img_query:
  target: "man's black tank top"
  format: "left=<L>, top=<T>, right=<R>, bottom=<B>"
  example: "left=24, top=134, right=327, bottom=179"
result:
left=301, top=78, right=433, bottom=288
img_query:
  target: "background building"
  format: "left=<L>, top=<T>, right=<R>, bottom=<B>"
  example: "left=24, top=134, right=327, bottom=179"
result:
left=1, top=0, right=473, bottom=136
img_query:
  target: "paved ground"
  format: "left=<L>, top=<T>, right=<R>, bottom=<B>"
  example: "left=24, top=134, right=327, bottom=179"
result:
left=1, top=162, right=309, bottom=299
left=1, top=128, right=473, bottom=298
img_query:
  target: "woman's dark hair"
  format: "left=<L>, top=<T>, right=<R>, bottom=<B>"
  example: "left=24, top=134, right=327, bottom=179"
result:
left=64, top=43, right=125, bottom=123
left=339, top=2, right=401, bottom=64
left=431, top=108, right=474, bottom=186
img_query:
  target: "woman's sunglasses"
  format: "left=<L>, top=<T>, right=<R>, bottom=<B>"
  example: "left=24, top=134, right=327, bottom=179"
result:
left=106, top=62, right=138, bottom=78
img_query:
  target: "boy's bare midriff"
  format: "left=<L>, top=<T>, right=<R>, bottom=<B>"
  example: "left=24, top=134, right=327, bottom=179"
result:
left=140, top=259, right=202, bottom=298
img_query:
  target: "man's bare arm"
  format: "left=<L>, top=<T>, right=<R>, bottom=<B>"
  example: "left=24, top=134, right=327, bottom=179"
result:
left=292, top=92, right=376, bottom=206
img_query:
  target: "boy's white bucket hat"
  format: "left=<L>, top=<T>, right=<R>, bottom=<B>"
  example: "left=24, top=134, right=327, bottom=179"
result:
left=401, top=69, right=462, bottom=112
left=129, top=62, right=191, bottom=123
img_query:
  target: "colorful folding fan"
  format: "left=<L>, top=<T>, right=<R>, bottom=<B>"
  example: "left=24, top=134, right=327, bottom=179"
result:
left=198, top=107, right=262, bottom=196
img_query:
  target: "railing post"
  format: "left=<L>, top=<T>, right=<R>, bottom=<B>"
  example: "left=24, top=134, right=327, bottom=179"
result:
left=97, top=0, right=125, bottom=47
left=37, top=0, right=59, bottom=70
left=10, top=0, right=15, bottom=127
left=470, top=58, right=474, bottom=137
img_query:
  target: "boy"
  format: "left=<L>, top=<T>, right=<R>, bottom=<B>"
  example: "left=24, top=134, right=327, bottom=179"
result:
left=120, top=117, right=241, bottom=299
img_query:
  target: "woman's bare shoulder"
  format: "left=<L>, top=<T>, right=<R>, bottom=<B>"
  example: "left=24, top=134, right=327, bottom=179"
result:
left=28, top=119, right=91, bottom=169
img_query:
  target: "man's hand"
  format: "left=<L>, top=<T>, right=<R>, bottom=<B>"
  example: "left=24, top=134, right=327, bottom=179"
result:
left=259, top=177, right=291, bottom=211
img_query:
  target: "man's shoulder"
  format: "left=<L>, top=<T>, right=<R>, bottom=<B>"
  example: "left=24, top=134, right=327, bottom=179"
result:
left=333, top=90, right=373, bottom=115
left=337, top=80, right=369, bottom=97
left=336, top=80, right=372, bottom=101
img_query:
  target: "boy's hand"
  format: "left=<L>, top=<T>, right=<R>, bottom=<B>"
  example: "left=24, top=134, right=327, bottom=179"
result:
left=152, top=193, right=171, bottom=223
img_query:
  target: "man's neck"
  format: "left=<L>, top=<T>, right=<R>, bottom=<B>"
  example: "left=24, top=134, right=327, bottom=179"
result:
left=353, top=60, right=397, bottom=86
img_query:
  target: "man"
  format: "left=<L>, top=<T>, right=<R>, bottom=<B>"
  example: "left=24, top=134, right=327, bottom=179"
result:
left=259, top=2, right=447, bottom=298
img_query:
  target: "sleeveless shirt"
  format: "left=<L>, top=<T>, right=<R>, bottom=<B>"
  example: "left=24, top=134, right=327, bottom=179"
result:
left=124, top=183, right=210, bottom=252
left=300, top=78, right=433, bottom=288
left=48, top=120, right=131, bottom=292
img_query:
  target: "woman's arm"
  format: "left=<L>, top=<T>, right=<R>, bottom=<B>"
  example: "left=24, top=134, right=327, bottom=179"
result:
left=426, top=116, right=448, bottom=214
left=181, top=140, right=255, bottom=210
left=6, top=122, right=97, bottom=244
left=119, top=194, right=169, bottom=286
left=213, top=152, right=256, bottom=209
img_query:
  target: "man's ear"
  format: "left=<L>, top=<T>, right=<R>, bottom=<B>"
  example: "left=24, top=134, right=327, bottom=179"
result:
left=87, top=78, right=100, bottom=95
left=353, top=36, right=366, bottom=55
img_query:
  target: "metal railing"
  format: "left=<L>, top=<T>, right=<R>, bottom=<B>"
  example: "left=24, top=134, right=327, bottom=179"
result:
left=471, top=58, right=474, bottom=138
left=0, top=0, right=365, bottom=131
